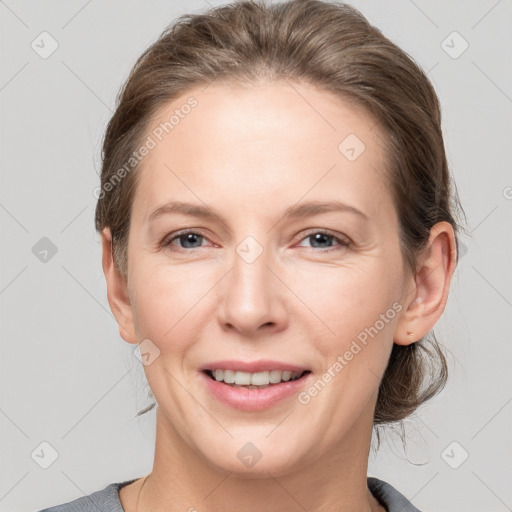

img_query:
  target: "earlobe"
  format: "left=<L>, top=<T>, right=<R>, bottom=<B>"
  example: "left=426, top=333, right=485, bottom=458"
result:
left=101, top=227, right=138, bottom=345
left=394, top=221, right=457, bottom=346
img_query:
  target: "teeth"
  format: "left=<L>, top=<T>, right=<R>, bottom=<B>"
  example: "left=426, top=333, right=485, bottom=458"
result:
left=223, top=370, right=236, bottom=384
left=210, top=369, right=304, bottom=386
left=251, top=371, right=269, bottom=385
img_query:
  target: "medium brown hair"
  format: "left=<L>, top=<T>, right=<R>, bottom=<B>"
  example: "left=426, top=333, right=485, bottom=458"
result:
left=95, top=0, right=465, bottom=424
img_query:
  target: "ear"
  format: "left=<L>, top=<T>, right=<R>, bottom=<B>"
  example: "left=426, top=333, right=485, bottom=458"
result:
left=101, top=227, right=138, bottom=344
left=394, top=221, right=457, bottom=345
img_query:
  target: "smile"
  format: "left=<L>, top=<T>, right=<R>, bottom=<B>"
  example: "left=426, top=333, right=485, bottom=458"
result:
left=205, top=369, right=309, bottom=388
left=200, top=368, right=312, bottom=411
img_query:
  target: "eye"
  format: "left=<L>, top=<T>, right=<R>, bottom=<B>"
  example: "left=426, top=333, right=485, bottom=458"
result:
left=163, top=230, right=211, bottom=250
left=296, top=230, right=350, bottom=251
left=162, top=229, right=350, bottom=252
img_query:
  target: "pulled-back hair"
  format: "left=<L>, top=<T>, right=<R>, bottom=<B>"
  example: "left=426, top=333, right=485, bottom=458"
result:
left=95, top=0, right=464, bottom=425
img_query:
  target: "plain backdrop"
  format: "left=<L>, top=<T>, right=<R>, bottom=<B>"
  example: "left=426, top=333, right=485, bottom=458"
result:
left=1, top=1, right=511, bottom=511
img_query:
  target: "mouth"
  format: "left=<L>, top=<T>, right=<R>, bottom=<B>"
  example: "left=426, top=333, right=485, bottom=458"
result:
left=200, top=366, right=313, bottom=411
left=202, top=368, right=312, bottom=389
left=198, top=359, right=313, bottom=411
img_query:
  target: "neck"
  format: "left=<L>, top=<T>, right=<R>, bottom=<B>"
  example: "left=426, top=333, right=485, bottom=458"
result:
left=134, top=407, right=384, bottom=512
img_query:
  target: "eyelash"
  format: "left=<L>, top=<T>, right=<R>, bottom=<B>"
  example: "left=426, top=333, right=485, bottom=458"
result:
left=162, top=229, right=350, bottom=253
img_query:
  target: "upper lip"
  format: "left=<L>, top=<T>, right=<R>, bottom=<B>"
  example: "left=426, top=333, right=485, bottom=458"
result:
left=200, top=360, right=310, bottom=373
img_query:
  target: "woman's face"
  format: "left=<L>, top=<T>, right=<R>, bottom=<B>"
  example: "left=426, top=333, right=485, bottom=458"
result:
left=122, top=81, right=413, bottom=475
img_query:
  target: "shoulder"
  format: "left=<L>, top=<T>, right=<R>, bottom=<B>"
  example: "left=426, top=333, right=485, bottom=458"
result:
left=368, top=477, right=423, bottom=512
left=35, top=479, right=136, bottom=512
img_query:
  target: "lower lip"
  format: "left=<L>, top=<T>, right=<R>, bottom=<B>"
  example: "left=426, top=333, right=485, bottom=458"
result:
left=200, top=371, right=312, bottom=411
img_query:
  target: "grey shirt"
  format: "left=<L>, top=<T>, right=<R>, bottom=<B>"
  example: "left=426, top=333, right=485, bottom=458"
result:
left=37, top=477, right=421, bottom=512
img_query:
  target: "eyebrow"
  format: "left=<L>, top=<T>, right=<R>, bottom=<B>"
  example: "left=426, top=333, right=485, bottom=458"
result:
left=147, top=199, right=369, bottom=225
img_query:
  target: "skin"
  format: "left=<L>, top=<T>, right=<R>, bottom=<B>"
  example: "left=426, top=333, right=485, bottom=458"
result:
left=102, top=80, right=457, bottom=512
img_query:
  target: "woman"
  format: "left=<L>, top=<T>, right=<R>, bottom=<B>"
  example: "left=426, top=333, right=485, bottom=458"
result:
left=39, top=0, right=462, bottom=510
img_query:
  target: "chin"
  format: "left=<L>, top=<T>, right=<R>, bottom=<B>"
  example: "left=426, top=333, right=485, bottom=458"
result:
left=198, top=438, right=308, bottom=479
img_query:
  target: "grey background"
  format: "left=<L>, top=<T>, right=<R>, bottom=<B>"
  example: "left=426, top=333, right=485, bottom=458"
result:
left=1, top=1, right=511, bottom=511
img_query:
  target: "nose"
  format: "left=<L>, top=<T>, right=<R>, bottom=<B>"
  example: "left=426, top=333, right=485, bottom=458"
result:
left=217, top=245, right=288, bottom=337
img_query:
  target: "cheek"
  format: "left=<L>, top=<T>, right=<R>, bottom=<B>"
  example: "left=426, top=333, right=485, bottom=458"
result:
left=290, top=260, right=402, bottom=346
left=291, top=263, right=401, bottom=443
left=129, top=262, right=213, bottom=351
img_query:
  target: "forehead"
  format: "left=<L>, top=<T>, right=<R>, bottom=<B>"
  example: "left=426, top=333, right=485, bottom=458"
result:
left=132, top=80, right=393, bottom=223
